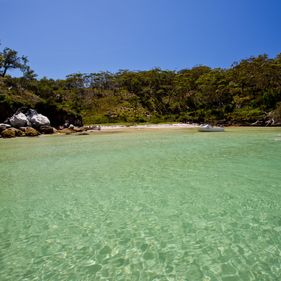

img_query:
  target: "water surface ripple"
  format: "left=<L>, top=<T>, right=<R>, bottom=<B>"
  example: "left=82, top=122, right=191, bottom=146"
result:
left=0, top=128, right=281, bottom=280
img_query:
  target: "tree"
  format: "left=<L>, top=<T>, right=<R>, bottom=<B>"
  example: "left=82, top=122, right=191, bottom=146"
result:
left=0, top=47, right=32, bottom=77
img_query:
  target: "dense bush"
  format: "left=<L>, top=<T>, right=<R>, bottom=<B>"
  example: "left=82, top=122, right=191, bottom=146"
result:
left=1, top=48, right=281, bottom=125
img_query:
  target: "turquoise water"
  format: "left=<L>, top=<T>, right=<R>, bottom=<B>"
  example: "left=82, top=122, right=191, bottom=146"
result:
left=0, top=128, right=281, bottom=281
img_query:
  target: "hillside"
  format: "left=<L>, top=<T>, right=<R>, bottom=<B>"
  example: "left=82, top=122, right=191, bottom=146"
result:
left=1, top=54, right=281, bottom=126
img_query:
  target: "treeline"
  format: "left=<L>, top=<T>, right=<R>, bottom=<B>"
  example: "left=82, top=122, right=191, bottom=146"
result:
left=1, top=47, right=281, bottom=125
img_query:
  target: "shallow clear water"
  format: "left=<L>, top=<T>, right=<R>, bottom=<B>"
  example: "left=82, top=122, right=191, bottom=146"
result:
left=0, top=128, right=281, bottom=281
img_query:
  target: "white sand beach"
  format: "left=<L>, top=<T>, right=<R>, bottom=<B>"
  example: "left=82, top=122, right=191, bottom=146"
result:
left=100, top=123, right=199, bottom=130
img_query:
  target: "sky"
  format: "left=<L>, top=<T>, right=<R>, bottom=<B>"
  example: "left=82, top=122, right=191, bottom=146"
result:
left=1, top=0, right=281, bottom=79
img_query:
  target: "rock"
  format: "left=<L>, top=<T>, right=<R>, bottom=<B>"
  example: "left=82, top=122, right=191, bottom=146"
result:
left=58, top=128, right=75, bottom=134
left=73, top=126, right=85, bottom=132
left=14, top=128, right=24, bottom=137
left=1, top=128, right=16, bottom=138
left=26, top=109, right=50, bottom=127
left=0, top=123, right=11, bottom=133
left=38, top=125, right=55, bottom=134
left=0, top=123, right=11, bottom=129
left=31, top=114, right=50, bottom=127
left=1, top=128, right=24, bottom=138
left=69, top=124, right=75, bottom=129
left=9, top=113, right=30, bottom=128
left=19, top=127, right=28, bottom=132
left=24, top=127, right=40, bottom=137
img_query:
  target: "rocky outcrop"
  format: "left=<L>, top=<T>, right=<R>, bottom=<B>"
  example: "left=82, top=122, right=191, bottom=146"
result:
left=0, top=108, right=55, bottom=138
left=0, top=107, right=87, bottom=139
left=57, top=124, right=102, bottom=135
left=5, top=108, right=50, bottom=128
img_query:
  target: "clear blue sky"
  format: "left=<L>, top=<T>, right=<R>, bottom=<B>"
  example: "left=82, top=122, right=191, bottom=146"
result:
left=1, top=0, right=281, bottom=78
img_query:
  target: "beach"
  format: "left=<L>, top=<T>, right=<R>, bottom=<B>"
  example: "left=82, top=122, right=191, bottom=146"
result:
left=100, top=123, right=199, bottom=130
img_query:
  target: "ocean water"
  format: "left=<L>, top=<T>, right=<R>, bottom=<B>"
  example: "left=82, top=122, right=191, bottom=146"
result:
left=0, top=127, right=281, bottom=281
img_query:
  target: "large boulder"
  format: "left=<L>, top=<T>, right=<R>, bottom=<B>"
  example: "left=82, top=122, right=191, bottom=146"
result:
left=1, top=128, right=16, bottom=138
left=1, top=128, right=24, bottom=138
left=26, top=109, right=50, bottom=127
left=24, top=127, right=40, bottom=137
left=9, top=113, right=30, bottom=128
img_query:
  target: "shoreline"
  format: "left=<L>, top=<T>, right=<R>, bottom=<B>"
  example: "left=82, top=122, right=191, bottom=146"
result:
left=1, top=123, right=280, bottom=139
left=100, top=123, right=199, bottom=130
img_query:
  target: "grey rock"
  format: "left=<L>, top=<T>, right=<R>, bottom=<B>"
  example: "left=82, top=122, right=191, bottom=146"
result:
left=0, top=123, right=11, bottom=129
left=9, top=113, right=30, bottom=128
left=26, top=109, right=50, bottom=127
left=30, top=114, right=50, bottom=127
left=0, top=123, right=11, bottom=132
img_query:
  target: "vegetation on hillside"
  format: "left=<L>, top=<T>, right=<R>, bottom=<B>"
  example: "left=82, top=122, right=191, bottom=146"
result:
left=1, top=45, right=281, bottom=125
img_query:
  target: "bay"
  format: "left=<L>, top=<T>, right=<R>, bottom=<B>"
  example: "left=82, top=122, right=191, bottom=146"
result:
left=0, top=127, right=281, bottom=280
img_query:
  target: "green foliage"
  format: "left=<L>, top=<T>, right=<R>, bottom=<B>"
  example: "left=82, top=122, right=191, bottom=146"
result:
left=228, top=108, right=264, bottom=122
left=1, top=46, right=281, bottom=125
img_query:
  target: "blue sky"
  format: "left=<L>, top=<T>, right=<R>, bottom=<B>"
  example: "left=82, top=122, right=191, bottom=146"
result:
left=1, top=0, right=281, bottom=78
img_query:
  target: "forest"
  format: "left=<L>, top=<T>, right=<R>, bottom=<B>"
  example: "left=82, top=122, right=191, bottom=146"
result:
left=1, top=46, right=281, bottom=126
